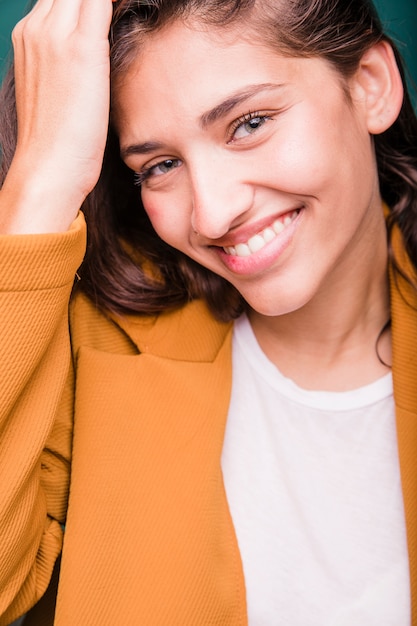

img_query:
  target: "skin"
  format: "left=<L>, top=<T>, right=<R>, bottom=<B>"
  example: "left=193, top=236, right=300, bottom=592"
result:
left=1, top=4, right=403, bottom=391
left=0, top=0, right=116, bottom=233
left=115, top=21, right=403, bottom=390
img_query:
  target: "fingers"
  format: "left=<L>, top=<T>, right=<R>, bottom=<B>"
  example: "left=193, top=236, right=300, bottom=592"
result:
left=43, top=0, right=114, bottom=36
left=14, top=0, right=114, bottom=41
left=23, top=0, right=55, bottom=18
left=11, top=0, right=54, bottom=39
left=77, top=0, right=115, bottom=37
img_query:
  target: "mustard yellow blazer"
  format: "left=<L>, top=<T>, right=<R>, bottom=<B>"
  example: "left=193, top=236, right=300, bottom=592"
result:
left=0, top=214, right=416, bottom=625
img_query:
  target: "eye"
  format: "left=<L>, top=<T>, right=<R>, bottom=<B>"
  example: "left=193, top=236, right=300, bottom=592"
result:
left=152, top=159, right=182, bottom=176
left=229, top=112, right=272, bottom=142
left=134, top=158, right=182, bottom=185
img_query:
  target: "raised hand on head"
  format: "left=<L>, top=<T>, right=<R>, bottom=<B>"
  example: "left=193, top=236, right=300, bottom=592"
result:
left=0, top=0, right=115, bottom=233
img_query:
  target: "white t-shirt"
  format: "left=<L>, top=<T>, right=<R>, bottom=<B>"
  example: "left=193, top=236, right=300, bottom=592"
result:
left=221, top=314, right=410, bottom=625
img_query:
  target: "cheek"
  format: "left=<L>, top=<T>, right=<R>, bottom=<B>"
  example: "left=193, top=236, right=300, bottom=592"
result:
left=263, top=140, right=332, bottom=197
left=261, top=116, right=339, bottom=195
left=141, top=193, right=187, bottom=245
left=141, top=195, right=167, bottom=236
left=281, top=102, right=362, bottom=186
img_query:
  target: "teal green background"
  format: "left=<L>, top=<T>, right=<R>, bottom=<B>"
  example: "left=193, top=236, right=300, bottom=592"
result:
left=0, top=0, right=416, bottom=93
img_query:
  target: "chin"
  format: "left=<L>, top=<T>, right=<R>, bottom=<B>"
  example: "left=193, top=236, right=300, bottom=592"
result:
left=244, top=296, right=306, bottom=318
left=240, top=281, right=317, bottom=318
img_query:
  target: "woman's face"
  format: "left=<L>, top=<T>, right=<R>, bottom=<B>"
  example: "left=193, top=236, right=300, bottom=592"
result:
left=114, top=21, right=386, bottom=316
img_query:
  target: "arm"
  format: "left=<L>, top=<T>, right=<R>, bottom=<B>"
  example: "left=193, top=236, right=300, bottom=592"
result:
left=0, top=0, right=114, bottom=619
left=0, top=216, right=86, bottom=624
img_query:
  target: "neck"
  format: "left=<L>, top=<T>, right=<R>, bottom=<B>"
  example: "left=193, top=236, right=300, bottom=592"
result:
left=248, top=241, right=391, bottom=392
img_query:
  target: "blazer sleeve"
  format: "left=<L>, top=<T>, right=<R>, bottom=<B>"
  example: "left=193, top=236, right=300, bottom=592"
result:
left=0, top=214, right=86, bottom=625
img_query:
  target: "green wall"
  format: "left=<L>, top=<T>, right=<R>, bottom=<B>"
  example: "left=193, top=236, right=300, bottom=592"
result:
left=0, top=0, right=28, bottom=75
left=377, top=0, right=417, bottom=94
left=0, top=0, right=416, bottom=91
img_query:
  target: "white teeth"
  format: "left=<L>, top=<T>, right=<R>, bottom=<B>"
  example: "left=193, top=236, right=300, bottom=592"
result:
left=234, top=243, right=251, bottom=257
left=247, top=234, right=266, bottom=253
left=273, top=220, right=285, bottom=234
left=263, top=227, right=276, bottom=243
left=223, top=210, right=298, bottom=258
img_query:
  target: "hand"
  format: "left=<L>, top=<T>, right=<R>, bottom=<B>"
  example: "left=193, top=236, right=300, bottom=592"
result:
left=1, top=0, right=116, bottom=233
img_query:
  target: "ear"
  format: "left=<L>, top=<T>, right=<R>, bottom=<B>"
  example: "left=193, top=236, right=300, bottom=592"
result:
left=350, top=40, right=404, bottom=134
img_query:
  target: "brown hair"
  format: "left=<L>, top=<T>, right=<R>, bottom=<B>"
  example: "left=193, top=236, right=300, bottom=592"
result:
left=1, top=0, right=417, bottom=320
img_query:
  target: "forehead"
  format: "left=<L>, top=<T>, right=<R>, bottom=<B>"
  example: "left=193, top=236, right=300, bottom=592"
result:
left=112, top=20, right=339, bottom=139
left=113, top=21, right=281, bottom=98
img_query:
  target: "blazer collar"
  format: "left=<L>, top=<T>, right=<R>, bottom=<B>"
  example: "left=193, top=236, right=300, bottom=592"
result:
left=390, top=223, right=417, bottom=410
left=390, top=222, right=417, bottom=622
left=113, top=299, right=233, bottom=362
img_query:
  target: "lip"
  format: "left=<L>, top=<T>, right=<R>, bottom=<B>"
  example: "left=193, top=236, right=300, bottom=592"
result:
left=215, top=207, right=303, bottom=275
left=214, top=207, right=302, bottom=248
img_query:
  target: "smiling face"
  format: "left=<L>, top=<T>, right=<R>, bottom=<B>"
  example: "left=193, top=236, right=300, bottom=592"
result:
left=114, top=20, right=389, bottom=318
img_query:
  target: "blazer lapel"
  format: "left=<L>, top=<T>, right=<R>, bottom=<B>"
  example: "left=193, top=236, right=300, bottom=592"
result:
left=390, top=225, right=417, bottom=623
left=56, top=302, right=247, bottom=625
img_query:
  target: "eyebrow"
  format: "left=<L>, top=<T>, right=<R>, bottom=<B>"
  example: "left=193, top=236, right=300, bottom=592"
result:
left=120, top=82, right=283, bottom=159
left=199, top=82, right=282, bottom=128
left=120, top=140, right=166, bottom=159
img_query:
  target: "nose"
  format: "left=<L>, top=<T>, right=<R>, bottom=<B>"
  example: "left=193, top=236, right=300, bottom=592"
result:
left=189, top=155, right=254, bottom=240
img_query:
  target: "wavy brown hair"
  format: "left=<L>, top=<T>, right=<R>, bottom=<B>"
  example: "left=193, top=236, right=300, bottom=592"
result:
left=1, top=0, right=417, bottom=320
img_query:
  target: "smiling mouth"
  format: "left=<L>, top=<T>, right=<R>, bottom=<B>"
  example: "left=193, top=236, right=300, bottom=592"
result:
left=223, top=209, right=300, bottom=257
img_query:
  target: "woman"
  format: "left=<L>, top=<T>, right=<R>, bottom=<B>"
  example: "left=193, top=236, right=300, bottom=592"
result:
left=1, top=0, right=417, bottom=624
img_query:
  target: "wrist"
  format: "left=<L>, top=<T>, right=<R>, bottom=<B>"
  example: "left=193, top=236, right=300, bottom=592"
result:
left=0, top=160, right=88, bottom=234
